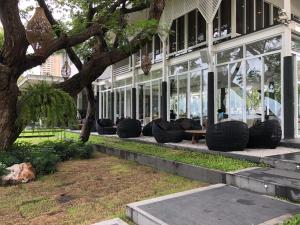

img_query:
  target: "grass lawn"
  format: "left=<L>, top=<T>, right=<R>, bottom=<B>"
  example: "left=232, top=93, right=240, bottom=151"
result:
left=281, top=214, right=300, bottom=225
left=0, top=152, right=205, bottom=225
left=17, top=131, right=259, bottom=172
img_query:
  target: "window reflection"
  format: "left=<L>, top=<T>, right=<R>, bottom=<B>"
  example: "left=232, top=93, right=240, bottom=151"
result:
left=246, top=58, right=262, bottom=126
left=217, top=66, right=229, bottom=121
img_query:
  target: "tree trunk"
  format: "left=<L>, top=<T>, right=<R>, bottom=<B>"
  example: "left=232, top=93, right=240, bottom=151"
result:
left=80, top=84, right=96, bottom=142
left=0, top=67, right=20, bottom=150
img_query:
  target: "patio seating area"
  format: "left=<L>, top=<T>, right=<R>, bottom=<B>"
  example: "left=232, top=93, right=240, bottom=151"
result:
left=94, top=117, right=284, bottom=152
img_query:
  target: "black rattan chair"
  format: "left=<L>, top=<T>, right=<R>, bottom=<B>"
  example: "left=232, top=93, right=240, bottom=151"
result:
left=117, top=118, right=142, bottom=138
left=152, top=119, right=184, bottom=143
left=206, top=121, right=249, bottom=151
left=142, top=121, right=154, bottom=136
left=247, top=119, right=282, bottom=149
left=96, top=119, right=116, bottom=135
left=176, top=118, right=202, bottom=140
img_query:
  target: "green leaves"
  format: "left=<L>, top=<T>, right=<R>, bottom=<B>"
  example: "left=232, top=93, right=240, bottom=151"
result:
left=0, top=28, right=4, bottom=48
left=18, top=82, right=77, bottom=129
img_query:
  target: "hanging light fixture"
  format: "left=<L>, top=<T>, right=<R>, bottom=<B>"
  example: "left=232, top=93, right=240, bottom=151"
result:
left=141, top=43, right=152, bottom=75
left=61, top=60, right=71, bottom=80
left=26, top=7, right=54, bottom=55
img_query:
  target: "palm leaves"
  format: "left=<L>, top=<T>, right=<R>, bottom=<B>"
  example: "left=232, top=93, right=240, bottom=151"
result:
left=18, top=82, right=77, bottom=129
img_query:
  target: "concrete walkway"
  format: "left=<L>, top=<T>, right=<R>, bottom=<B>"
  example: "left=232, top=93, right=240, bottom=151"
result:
left=127, top=184, right=300, bottom=225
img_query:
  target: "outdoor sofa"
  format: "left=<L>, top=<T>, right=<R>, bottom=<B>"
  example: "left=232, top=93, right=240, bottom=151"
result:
left=96, top=119, right=116, bottom=135
left=176, top=118, right=202, bottom=140
left=206, top=120, right=249, bottom=151
left=117, top=118, right=142, bottom=138
left=247, top=119, right=282, bottom=149
left=152, top=119, right=184, bottom=143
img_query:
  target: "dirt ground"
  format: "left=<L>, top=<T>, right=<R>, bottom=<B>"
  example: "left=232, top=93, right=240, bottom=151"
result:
left=0, top=152, right=205, bottom=225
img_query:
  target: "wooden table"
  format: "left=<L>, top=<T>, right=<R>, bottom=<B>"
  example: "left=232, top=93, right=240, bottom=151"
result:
left=185, top=130, right=206, bottom=144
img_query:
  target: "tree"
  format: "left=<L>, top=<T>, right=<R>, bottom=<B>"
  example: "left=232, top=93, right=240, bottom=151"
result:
left=0, top=0, right=165, bottom=150
left=0, top=28, right=3, bottom=47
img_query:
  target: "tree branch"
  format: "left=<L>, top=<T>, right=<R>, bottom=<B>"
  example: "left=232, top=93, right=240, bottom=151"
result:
left=0, top=0, right=28, bottom=70
left=23, top=24, right=103, bottom=72
left=57, top=0, right=165, bottom=96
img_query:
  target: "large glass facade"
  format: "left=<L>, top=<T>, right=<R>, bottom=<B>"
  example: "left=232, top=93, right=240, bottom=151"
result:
left=216, top=36, right=282, bottom=126
left=236, top=0, right=281, bottom=35
left=136, top=70, right=163, bottom=125
left=169, top=56, right=208, bottom=125
left=213, top=0, right=231, bottom=39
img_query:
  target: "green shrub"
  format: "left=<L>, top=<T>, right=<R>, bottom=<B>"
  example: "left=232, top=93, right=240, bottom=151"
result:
left=1, top=140, right=94, bottom=177
left=0, top=162, right=8, bottom=177
left=10, top=142, right=36, bottom=162
left=74, top=143, right=94, bottom=159
left=29, top=151, right=59, bottom=176
left=0, top=152, right=20, bottom=167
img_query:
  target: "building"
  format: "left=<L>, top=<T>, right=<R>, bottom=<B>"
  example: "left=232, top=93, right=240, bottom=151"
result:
left=18, top=53, right=77, bottom=90
left=94, top=0, right=300, bottom=139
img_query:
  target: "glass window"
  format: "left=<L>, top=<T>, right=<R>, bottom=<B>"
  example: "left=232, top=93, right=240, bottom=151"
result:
left=201, top=70, right=208, bottom=123
left=190, top=71, right=201, bottom=119
left=170, top=62, right=188, bottom=75
left=144, top=83, right=151, bottom=124
left=126, top=87, right=131, bottom=118
left=190, top=57, right=208, bottom=70
left=188, top=10, right=197, bottom=47
left=230, top=62, right=244, bottom=121
left=178, top=74, right=188, bottom=118
left=152, top=80, right=160, bottom=120
left=236, top=0, right=246, bottom=34
left=246, top=0, right=254, bottom=33
left=169, top=21, right=177, bottom=53
left=256, top=0, right=263, bottom=30
left=197, top=11, right=206, bottom=43
left=177, top=16, right=185, bottom=51
left=154, top=35, right=162, bottom=61
left=246, top=36, right=281, bottom=57
left=217, top=65, right=229, bottom=121
left=169, top=76, right=178, bottom=120
left=264, top=53, right=281, bottom=119
left=138, top=85, right=144, bottom=121
left=292, top=37, right=300, bottom=53
left=273, top=6, right=280, bottom=25
left=296, top=56, right=300, bottom=135
left=246, top=58, right=262, bottom=126
left=213, top=10, right=220, bottom=38
left=220, top=0, right=231, bottom=36
left=264, top=2, right=270, bottom=27
left=217, top=47, right=243, bottom=64
left=107, top=92, right=111, bottom=119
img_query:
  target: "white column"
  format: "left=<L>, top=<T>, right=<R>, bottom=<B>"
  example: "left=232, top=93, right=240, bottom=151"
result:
left=207, top=22, right=214, bottom=72
left=162, top=39, right=168, bottom=82
left=283, top=0, right=292, bottom=57
left=132, top=54, right=136, bottom=88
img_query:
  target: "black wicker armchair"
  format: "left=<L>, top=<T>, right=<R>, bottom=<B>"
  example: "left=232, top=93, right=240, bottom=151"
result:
left=206, top=121, right=249, bottom=151
left=117, top=118, right=142, bottom=138
left=142, top=121, right=154, bottom=136
left=152, top=119, right=184, bottom=143
left=176, top=118, right=202, bottom=140
left=247, top=119, right=282, bottom=149
left=96, top=119, right=116, bottom=135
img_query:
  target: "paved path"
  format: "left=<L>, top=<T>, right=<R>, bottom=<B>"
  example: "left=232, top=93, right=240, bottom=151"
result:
left=127, top=184, right=300, bottom=225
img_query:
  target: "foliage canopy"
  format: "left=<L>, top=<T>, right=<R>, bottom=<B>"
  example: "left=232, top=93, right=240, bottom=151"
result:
left=18, top=82, right=77, bottom=129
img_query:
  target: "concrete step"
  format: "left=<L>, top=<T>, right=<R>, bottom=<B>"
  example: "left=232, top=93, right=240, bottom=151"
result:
left=263, top=152, right=300, bottom=173
left=126, top=184, right=300, bottom=225
left=227, top=167, right=300, bottom=202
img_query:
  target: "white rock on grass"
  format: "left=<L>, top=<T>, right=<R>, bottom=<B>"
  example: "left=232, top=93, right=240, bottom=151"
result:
left=2, top=163, right=35, bottom=184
